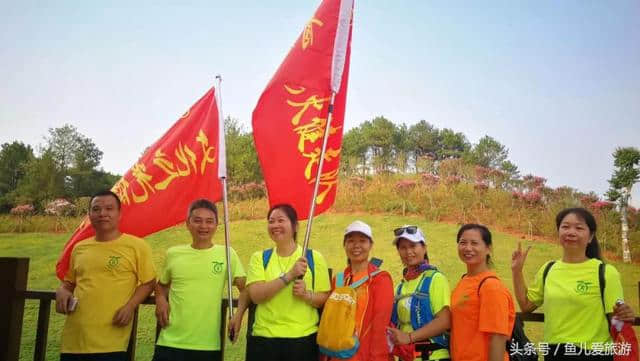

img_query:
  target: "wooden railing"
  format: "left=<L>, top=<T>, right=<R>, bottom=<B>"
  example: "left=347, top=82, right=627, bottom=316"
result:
left=2, top=257, right=639, bottom=361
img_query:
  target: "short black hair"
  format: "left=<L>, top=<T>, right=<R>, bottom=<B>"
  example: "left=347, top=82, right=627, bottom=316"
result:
left=555, top=207, right=602, bottom=260
left=90, top=190, right=121, bottom=210
left=187, top=199, right=218, bottom=223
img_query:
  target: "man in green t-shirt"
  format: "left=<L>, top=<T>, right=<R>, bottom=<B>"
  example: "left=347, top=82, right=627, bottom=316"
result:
left=152, top=199, right=248, bottom=361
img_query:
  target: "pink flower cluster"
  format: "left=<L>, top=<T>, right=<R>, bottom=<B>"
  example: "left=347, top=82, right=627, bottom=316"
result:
left=421, top=173, right=440, bottom=186
left=10, top=204, right=35, bottom=216
left=590, top=201, right=615, bottom=211
left=512, top=191, right=542, bottom=205
left=44, top=199, right=76, bottom=216
left=444, top=175, right=462, bottom=185
left=395, top=180, right=417, bottom=194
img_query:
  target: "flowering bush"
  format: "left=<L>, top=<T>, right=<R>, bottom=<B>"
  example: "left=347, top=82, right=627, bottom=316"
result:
left=10, top=204, right=35, bottom=216
left=421, top=173, right=440, bottom=186
left=44, top=199, right=77, bottom=216
left=395, top=180, right=417, bottom=196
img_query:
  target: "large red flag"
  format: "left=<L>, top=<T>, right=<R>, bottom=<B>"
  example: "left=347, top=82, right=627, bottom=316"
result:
left=252, top=0, right=354, bottom=220
left=56, top=88, right=223, bottom=280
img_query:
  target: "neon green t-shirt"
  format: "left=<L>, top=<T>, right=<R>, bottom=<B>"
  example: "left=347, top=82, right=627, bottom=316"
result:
left=527, top=258, right=623, bottom=349
left=156, top=244, right=245, bottom=351
left=396, top=271, right=451, bottom=361
left=246, top=245, right=331, bottom=338
left=62, top=234, right=156, bottom=353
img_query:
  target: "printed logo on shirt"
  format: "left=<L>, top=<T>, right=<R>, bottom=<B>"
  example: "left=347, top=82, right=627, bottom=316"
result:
left=212, top=261, right=224, bottom=274
left=107, top=256, right=121, bottom=270
left=575, top=280, right=592, bottom=295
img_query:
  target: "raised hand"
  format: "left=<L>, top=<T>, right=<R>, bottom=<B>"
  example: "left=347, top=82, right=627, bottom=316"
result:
left=511, top=242, right=531, bottom=273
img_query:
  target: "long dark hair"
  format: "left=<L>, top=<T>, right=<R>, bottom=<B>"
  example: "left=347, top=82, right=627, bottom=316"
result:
left=456, top=223, right=493, bottom=266
left=267, top=204, right=299, bottom=241
left=555, top=207, right=602, bottom=260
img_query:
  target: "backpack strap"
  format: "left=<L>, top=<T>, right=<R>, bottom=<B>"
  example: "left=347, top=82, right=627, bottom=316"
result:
left=542, top=260, right=556, bottom=287
left=477, top=275, right=499, bottom=296
left=306, top=248, right=315, bottom=290
left=262, top=248, right=273, bottom=269
left=335, top=272, right=346, bottom=288
left=598, top=261, right=611, bottom=329
left=349, top=270, right=381, bottom=289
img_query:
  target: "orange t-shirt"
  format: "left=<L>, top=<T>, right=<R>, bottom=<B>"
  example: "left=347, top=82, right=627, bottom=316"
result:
left=450, top=271, right=515, bottom=361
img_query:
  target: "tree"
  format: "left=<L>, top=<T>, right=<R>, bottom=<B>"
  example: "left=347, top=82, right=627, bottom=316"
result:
left=408, top=120, right=439, bottom=172
left=224, top=117, right=262, bottom=185
left=361, top=117, right=396, bottom=173
left=606, top=146, right=640, bottom=263
left=15, top=150, right=65, bottom=207
left=436, top=128, right=470, bottom=160
left=341, top=126, right=368, bottom=176
left=0, top=142, right=34, bottom=211
left=466, top=135, right=509, bottom=169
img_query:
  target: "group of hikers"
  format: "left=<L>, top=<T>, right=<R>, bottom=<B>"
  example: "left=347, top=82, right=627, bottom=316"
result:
left=54, top=190, right=636, bottom=361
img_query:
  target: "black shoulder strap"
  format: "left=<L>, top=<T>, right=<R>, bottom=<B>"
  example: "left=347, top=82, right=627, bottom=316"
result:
left=542, top=260, right=556, bottom=286
left=477, top=276, right=499, bottom=296
left=598, top=262, right=606, bottom=312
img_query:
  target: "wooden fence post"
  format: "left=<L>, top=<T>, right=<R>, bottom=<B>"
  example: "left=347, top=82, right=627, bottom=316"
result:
left=0, top=257, right=29, bottom=361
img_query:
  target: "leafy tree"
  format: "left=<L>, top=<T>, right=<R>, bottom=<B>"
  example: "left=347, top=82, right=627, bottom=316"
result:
left=224, top=117, right=262, bottom=185
left=361, top=117, right=396, bottom=173
left=0, top=142, right=34, bottom=211
left=436, top=128, right=470, bottom=160
left=606, top=146, right=640, bottom=262
left=14, top=150, right=65, bottom=208
left=341, top=126, right=368, bottom=176
left=408, top=120, right=439, bottom=172
left=467, top=135, right=509, bottom=169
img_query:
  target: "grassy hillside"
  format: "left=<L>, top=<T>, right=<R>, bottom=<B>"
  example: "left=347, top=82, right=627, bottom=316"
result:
left=1, top=213, right=639, bottom=361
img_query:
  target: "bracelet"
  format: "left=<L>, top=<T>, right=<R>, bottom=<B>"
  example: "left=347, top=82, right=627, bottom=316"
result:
left=408, top=332, right=413, bottom=343
left=279, top=273, right=290, bottom=285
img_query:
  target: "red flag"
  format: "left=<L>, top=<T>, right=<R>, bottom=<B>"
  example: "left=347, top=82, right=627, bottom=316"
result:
left=56, top=88, right=223, bottom=280
left=252, top=0, right=354, bottom=219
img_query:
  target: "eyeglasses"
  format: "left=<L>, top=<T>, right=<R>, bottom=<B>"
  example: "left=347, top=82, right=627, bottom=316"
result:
left=394, top=226, right=418, bottom=236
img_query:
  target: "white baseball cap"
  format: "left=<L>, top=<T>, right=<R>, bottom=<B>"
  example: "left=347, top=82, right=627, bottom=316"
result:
left=344, top=220, right=373, bottom=240
left=392, top=225, right=426, bottom=245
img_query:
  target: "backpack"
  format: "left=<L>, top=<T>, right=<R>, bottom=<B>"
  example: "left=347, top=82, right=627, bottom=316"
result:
left=317, top=269, right=381, bottom=359
left=478, top=276, right=537, bottom=361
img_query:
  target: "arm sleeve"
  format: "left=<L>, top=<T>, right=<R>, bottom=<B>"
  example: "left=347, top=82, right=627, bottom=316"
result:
left=246, top=251, right=265, bottom=286
left=478, top=279, right=513, bottom=336
left=136, top=240, right=156, bottom=284
left=368, top=271, right=395, bottom=361
left=311, top=250, right=331, bottom=292
left=429, top=272, right=451, bottom=314
left=158, top=249, right=171, bottom=285
left=526, top=262, right=548, bottom=307
left=603, top=264, right=623, bottom=313
left=230, top=247, right=247, bottom=279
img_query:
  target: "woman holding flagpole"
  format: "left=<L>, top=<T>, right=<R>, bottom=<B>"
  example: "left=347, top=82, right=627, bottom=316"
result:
left=245, top=204, right=331, bottom=361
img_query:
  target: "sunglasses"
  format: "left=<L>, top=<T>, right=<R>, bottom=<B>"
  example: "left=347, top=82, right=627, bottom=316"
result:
left=394, top=226, right=418, bottom=236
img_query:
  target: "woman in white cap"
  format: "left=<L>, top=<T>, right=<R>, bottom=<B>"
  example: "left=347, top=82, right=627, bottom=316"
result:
left=319, top=220, right=394, bottom=361
left=387, top=225, right=451, bottom=361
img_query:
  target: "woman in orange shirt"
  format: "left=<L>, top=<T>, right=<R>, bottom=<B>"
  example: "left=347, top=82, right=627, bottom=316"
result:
left=450, top=224, right=515, bottom=361
left=320, top=220, right=394, bottom=361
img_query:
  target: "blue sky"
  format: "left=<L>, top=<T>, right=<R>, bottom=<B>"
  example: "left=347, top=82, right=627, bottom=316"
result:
left=1, top=1, right=639, bottom=205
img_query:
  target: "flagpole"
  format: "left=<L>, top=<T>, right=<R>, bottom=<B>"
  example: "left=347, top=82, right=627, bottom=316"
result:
left=215, top=75, right=235, bottom=324
left=301, top=91, right=336, bottom=254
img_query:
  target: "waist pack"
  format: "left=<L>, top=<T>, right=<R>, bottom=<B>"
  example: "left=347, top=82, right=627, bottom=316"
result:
left=318, top=270, right=381, bottom=359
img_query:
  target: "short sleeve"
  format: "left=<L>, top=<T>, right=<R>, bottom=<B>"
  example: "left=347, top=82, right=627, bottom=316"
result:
left=478, top=279, right=514, bottom=336
left=603, top=264, right=624, bottom=313
left=136, top=240, right=156, bottom=284
left=230, top=247, right=246, bottom=280
left=158, top=250, right=171, bottom=285
left=246, top=251, right=266, bottom=286
left=527, top=261, right=550, bottom=307
left=429, top=272, right=451, bottom=314
left=311, top=250, right=331, bottom=292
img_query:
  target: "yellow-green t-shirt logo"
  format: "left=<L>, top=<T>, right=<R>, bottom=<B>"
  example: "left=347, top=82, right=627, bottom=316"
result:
left=575, top=280, right=592, bottom=294
left=107, top=256, right=121, bottom=270
left=212, top=261, right=224, bottom=274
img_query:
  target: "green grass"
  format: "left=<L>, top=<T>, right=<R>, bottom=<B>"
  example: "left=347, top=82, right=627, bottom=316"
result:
left=1, top=213, right=639, bottom=361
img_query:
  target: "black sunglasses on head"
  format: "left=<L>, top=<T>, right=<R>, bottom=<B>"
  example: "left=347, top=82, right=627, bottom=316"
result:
left=394, top=226, right=418, bottom=236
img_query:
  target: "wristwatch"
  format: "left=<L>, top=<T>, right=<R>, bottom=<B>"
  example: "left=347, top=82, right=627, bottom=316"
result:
left=279, top=272, right=290, bottom=285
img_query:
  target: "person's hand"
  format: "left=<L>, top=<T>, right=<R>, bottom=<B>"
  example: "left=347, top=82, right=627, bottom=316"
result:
left=613, top=302, right=635, bottom=322
left=287, top=257, right=308, bottom=280
left=228, top=313, right=243, bottom=343
left=155, top=297, right=170, bottom=328
left=292, top=279, right=309, bottom=300
left=512, top=242, right=531, bottom=274
left=55, top=285, right=73, bottom=314
left=386, top=327, right=411, bottom=345
left=113, top=303, right=135, bottom=327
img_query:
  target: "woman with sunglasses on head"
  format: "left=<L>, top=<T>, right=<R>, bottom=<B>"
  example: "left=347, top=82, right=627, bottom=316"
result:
left=512, top=208, right=635, bottom=361
left=450, top=224, right=515, bottom=361
left=245, top=204, right=331, bottom=361
left=319, top=220, right=394, bottom=361
left=387, top=225, right=452, bottom=361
